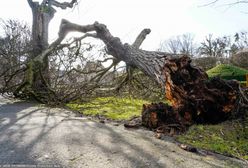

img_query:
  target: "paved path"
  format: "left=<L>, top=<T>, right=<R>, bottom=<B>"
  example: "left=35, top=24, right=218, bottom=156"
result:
left=0, top=97, right=247, bottom=168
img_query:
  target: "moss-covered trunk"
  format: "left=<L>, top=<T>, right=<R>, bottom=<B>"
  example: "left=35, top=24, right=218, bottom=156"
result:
left=29, top=2, right=54, bottom=91
left=14, top=1, right=57, bottom=101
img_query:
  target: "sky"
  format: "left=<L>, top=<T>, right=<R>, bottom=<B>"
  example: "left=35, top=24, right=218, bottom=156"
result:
left=0, top=0, right=248, bottom=50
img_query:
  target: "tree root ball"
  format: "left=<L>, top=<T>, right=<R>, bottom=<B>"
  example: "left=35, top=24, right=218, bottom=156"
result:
left=141, top=56, right=247, bottom=131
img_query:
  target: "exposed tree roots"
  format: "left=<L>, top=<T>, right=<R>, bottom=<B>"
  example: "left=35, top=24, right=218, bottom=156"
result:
left=141, top=56, right=248, bottom=133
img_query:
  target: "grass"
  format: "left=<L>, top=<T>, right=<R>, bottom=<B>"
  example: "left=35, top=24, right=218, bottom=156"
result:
left=66, top=97, right=150, bottom=120
left=207, top=64, right=248, bottom=78
left=176, top=120, right=248, bottom=160
left=67, top=96, right=248, bottom=160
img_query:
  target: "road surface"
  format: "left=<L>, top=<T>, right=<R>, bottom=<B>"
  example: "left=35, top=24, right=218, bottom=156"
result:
left=0, top=97, right=247, bottom=168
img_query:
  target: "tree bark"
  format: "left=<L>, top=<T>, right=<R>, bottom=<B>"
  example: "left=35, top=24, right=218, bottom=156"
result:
left=29, top=1, right=55, bottom=91
left=36, top=20, right=176, bottom=86
left=16, top=0, right=78, bottom=100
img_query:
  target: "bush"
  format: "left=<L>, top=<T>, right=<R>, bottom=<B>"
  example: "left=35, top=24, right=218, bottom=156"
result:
left=207, top=64, right=248, bottom=81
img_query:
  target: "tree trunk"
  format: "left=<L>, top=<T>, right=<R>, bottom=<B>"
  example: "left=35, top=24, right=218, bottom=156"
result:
left=29, top=2, right=55, bottom=93
left=12, top=1, right=78, bottom=101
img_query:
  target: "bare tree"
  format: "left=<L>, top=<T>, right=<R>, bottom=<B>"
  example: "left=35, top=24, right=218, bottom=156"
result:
left=180, top=34, right=196, bottom=56
left=233, top=31, right=248, bottom=50
left=0, top=20, right=31, bottom=93
left=159, top=37, right=181, bottom=54
left=198, top=34, right=231, bottom=58
left=198, top=34, right=214, bottom=57
left=159, top=33, right=196, bottom=56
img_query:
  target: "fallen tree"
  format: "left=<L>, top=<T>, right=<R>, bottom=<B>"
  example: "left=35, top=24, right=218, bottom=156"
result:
left=31, top=19, right=247, bottom=127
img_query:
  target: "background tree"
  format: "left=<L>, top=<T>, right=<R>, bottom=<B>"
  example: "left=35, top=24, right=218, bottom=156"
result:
left=198, top=34, right=231, bottom=58
left=230, top=31, right=248, bottom=54
left=0, top=20, right=31, bottom=93
left=159, top=33, right=196, bottom=56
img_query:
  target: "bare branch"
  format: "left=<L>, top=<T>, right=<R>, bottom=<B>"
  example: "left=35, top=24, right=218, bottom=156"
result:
left=91, top=60, right=119, bottom=82
left=27, top=0, right=35, bottom=8
left=50, top=0, right=78, bottom=9
left=132, top=29, right=151, bottom=49
left=199, top=0, right=248, bottom=7
left=221, top=0, right=248, bottom=6
left=33, top=20, right=97, bottom=63
left=34, top=19, right=119, bottom=64
left=41, top=0, right=48, bottom=5
left=65, top=59, right=115, bottom=77
left=199, top=0, right=219, bottom=7
left=57, top=33, right=97, bottom=50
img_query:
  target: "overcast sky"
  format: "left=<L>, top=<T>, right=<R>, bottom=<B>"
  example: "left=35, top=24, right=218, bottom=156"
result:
left=0, top=0, right=248, bottom=50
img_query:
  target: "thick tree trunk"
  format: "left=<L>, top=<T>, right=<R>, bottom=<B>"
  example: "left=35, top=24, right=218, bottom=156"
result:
left=29, top=2, right=55, bottom=92
left=13, top=1, right=78, bottom=101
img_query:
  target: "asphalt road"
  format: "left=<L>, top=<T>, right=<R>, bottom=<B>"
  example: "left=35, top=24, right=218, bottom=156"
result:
left=0, top=96, right=247, bottom=168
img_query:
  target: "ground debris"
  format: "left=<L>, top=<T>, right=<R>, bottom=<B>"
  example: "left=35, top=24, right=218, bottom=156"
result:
left=141, top=102, right=186, bottom=135
left=124, top=116, right=142, bottom=128
left=179, top=144, right=198, bottom=153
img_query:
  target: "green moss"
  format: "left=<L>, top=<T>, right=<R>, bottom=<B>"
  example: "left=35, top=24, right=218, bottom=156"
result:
left=66, top=97, right=150, bottom=120
left=39, top=6, right=50, bottom=13
left=207, top=64, right=248, bottom=79
left=176, top=120, right=248, bottom=160
left=26, top=61, right=34, bottom=86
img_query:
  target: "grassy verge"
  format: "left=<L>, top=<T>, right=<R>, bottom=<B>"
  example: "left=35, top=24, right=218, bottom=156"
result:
left=176, top=120, right=248, bottom=160
left=67, top=96, right=248, bottom=160
left=66, top=97, right=150, bottom=120
left=207, top=64, right=248, bottom=78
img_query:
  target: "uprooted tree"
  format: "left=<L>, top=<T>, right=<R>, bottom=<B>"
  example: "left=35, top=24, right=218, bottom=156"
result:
left=1, top=0, right=247, bottom=128
left=27, top=19, right=248, bottom=126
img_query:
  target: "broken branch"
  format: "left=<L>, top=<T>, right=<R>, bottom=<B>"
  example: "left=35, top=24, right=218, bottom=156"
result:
left=132, top=28, right=151, bottom=49
left=50, top=0, right=78, bottom=9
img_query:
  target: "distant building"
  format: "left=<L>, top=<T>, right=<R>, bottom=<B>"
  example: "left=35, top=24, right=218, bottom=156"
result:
left=79, top=61, right=115, bottom=84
